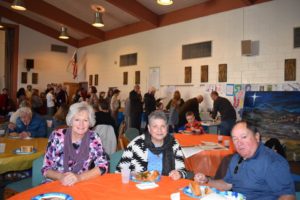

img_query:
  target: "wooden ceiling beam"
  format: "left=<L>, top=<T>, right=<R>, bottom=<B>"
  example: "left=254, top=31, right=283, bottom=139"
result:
left=241, top=0, right=257, bottom=6
left=158, top=0, right=272, bottom=27
left=0, top=5, right=78, bottom=47
left=106, top=0, right=159, bottom=27
left=4, top=0, right=105, bottom=40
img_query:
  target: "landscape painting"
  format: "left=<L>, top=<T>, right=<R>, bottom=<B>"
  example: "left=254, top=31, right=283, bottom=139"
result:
left=243, top=91, right=300, bottom=139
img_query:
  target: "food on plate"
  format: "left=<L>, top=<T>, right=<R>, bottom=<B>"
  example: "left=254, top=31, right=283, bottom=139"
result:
left=134, top=170, right=159, bottom=182
left=189, top=182, right=213, bottom=196
left=9, top=132, right=19, bottom=137
left=189, top=181, right=201, bottom=196
left=21, top=145, right=34, bottom=153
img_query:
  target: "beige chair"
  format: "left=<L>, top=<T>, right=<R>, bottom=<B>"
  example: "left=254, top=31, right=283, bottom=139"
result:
left=93, top=125, right=117, bottom=155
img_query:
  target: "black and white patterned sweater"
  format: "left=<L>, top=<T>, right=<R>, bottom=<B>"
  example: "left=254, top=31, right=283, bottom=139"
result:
left=116, top=134, right=187, bottom=178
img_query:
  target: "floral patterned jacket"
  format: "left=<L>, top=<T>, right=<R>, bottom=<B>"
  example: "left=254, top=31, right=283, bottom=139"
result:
left=41, top=128, right=109, bottom=180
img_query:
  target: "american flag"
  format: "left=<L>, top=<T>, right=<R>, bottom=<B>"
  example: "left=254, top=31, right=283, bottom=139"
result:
left=71, top=51, right=78, bottom=79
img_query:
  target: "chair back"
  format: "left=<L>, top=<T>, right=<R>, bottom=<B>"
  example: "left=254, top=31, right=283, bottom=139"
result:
left=109, top=150, right=124, bottom=173
left=32, top=154, right=45, bottom=187
left=125, top=128, right=139, bottom=142
left=94, top=125, right=117, bottom=155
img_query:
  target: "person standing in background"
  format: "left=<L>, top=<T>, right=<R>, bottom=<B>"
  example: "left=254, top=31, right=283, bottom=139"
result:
left=0, top=88, right=9, bottom=116
left=210, top=91, right=236, bottom=136
left=110, top=89, right=121, bottom=125
left=144, top=87, right=156, bottom=126
left=46, top=88, right=56, bottom=116
left=25, top=85, right=33, bottom=100
left=129, top=85, right=143, bottom=131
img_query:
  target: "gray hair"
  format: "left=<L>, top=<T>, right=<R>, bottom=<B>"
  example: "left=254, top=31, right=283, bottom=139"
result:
left=148, top=110, right=167, bottom=125
left=66, top=102, right=95, bottom=127
left=18, top=107, right=32, bottom=118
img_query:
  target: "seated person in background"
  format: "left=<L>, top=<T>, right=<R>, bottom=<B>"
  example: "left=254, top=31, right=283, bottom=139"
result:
left=42, top=102, right=108, bottom=186
left=8, top=100, right=31, bottom=130
left=116, top=110, right=188, bottom=180
left=8, top=106, right=47, bottom=138
left=94, top=102, right=117, bottom=137
left=52, top=104, right=69, bottom=129
left=194, top=121, right=295, bottom=200
left=183, top=111, right=205, bottom=134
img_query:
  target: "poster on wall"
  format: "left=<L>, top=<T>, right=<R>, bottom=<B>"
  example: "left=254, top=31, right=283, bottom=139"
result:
left=21, top=72, right=27, bottom=84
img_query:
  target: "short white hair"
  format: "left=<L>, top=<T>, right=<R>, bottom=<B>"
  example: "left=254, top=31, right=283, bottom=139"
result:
left=66, top=102, right=95, bottom=127
left=18, top=107, right=32, bottom=118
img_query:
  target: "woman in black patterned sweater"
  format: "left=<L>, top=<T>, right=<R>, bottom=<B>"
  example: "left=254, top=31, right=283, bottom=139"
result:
left=116, top=110, right=187, bottom=180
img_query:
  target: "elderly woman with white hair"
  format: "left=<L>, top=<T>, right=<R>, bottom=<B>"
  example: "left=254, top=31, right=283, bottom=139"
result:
left=42, top=102, right=108, bottom=186
left=8, top=106, right=47, bottom=138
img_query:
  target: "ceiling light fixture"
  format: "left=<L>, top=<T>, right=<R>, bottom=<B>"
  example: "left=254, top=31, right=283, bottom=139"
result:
left=91, top=4, right=105, bottom=28
left=0, top=25, right=3, bottom=29
left=59, top=26, right=69, bottom=40
left=11, top=0, right=26, bottom=11
left=157, top=0, right=173, bottom=6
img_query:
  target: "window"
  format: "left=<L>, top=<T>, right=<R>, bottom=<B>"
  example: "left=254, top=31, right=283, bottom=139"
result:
left=182, top=41, right=212, bottom=59
left=120, top=53, right=137, bottom=66
left=294, top=27, right=300, bottom=48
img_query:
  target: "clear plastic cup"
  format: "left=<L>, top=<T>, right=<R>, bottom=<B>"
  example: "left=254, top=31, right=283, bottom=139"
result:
left=46, top=120, right=53, bottom=128
left=0, top=143, right=6, bottom=153
left=121, top=168, right=131, bottom=184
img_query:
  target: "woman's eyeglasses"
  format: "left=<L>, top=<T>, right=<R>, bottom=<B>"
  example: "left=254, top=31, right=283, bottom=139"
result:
left=234, top=157, right=244, bottom=174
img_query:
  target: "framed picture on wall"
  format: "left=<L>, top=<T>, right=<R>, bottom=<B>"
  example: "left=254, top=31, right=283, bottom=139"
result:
left=89, top=75, right=93, bottom=86
left=201, top=65, right=208, bottom=82
left=94, top=74, right=98, bottom=86
left=21, top=72, right=27, bottom=84
left=32, top=73, right=38, bottom=84
left=218, top=64, right=227, bottom=82
left=285, top=59, right=296, bottom=81
left=135, top=71, right=140, bottom=84
left=123, top=72, right=128, bottom=85
left=184, top=66, right=192, bottom=83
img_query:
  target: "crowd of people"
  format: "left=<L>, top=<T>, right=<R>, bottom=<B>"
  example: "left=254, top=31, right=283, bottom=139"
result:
left=0, top=84, right=296, bottom=199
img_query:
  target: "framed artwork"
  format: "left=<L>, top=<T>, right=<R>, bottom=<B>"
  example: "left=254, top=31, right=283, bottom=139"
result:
left=21, top=72, right=27, bottom=84
left=218, top=64, right=227, bottom=82
left=123, top=72, right=128, bottom=85
left=94, top=74, right=98, bottom=86
left=285, top=59, right=296, bottom=81
left=32, top=73, right=38, bottom=84
left=184, top=66, right=192, bottom=83
left=135, top=71, right=140, bottom=84
left=89, top=75, right=93, bottom=86
left=201, top=65, right=208, bottom=82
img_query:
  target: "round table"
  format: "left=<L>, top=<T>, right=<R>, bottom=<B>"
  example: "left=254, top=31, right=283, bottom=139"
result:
left=0, top=137, right=48, bottom=174
left=8, top=173, right=196, bottom=200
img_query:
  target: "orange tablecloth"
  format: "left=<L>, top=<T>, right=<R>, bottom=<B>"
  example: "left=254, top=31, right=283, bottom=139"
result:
left=0, top=137, right=48, bottom=174
left=174, top=134, right=235, bottom=177
left=8, top=173, right=197, bottom=200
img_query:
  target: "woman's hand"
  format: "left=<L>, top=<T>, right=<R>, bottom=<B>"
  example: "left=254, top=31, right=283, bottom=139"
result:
left=8, top=122, right=16, bottom=130
left=194, top=173, right=208, bottom=184
left=60, top=172, right=80, bottom=186
left=169, top=170, right=181, bottom=180
left=19, top=131, right=30, bottom=139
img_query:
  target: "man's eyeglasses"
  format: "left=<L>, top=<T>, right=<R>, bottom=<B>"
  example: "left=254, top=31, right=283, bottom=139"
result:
left=234, top=157, right=244, bottom=174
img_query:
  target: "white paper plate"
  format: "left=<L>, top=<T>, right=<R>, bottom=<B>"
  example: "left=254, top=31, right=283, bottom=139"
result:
left=32, top=192, right=73, bottom=200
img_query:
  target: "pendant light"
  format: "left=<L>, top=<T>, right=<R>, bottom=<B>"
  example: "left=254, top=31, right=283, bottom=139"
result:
left=59, top=27, right=69, bottom=40
left=11, top=0, right=26, bottom=11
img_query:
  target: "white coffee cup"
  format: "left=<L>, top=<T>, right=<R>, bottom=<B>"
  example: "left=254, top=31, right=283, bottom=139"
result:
left=217, top=135, right=223, bottom=144
left=0, top=129, right=5, bottom=137
left=0, top=143, right=6, bottom=153
left=46, top=120, right=53, bottom=128
left=121, top=168, right=131, bottom=184
left=224, top=140, right=230, bottom=148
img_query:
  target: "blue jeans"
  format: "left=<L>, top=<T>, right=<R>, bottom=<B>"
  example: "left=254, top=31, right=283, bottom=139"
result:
left=219, top=120, right=236, bottom=136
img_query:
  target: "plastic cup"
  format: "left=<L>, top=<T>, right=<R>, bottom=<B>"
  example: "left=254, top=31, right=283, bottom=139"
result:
left=0, top=143, right=6, bottom=153
left=217, top=135, right=223, bottom=144
left=46, top=120, right=53, bottom=128
left=224, top=140, right=230, bottom=148
left=0, top=129, right=5, bottom=137
left=121, top=168, right=131, bottom=184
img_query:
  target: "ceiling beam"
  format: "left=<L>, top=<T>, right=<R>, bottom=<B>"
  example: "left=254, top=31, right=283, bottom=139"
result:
left=4, top=0, right=105, bottom=40
left=0, top=5, right=78, bottom=47
left=241, top=0, right=257, bottom=6
left=159, top=0, right=272, bottom=27
left=106, top=0, right=159, bottom=27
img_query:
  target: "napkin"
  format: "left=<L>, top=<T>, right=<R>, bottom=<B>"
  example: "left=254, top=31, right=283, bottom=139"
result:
left=136, top=182, right=158, bottom=190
